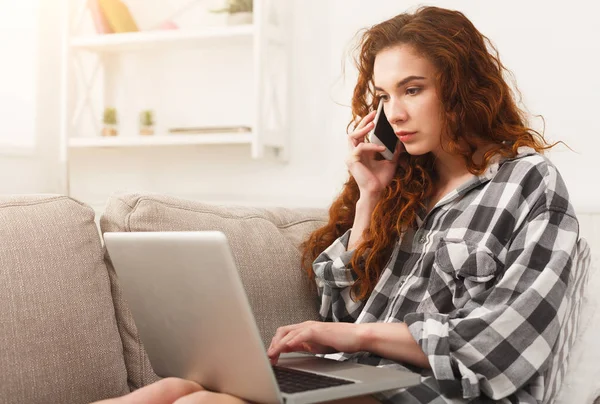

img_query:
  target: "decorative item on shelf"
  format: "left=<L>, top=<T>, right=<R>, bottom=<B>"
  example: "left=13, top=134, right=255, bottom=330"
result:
left=98, top=0, right=139, bottom=33
left=156, top=20, right=179, bottom=31
left=168, top=126, right=251, bottom=134
left=139, top=110, right=155, bottom=136
left=210, top=0, right=253, bottom=25
left=102, top=107, right=118, bottom=137
left=150, top=0, right=200, bottom=31
left=89, top=0, right=113, bottom=34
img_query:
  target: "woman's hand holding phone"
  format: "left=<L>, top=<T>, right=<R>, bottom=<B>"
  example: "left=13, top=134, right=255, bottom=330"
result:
left=346, top=110, right=403, bottom=200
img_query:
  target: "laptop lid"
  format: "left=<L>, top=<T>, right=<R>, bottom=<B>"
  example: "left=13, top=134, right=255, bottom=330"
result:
left=104, top=231, right=283, bottom=404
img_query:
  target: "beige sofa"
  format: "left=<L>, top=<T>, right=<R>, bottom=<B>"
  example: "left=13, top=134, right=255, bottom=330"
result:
left=0, top=193, right=598, bottom=404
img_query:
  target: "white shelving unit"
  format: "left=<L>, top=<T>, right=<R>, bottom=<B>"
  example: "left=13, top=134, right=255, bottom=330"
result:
left=59, top=0, right=291, bottom=195
left=68, top=132, right=253, bottom=148
left=70, top=25, right=256, bottom=52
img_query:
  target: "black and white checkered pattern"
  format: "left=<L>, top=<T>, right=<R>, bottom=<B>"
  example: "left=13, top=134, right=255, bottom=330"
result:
left=313, top=148, right=588, bottom=403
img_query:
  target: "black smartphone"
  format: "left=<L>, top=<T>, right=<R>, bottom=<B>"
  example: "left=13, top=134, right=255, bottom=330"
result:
left=367, top=101, right=398, bottom=160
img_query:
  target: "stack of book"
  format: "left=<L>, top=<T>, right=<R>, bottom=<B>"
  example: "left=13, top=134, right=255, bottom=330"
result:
left=168, top=126, right=252, bottom=135
left=89, top=0, right=139, bottom=34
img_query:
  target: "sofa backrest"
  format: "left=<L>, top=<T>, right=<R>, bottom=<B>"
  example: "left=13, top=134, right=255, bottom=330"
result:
left=100, top=192, right=327, bottom=389
left=0, top=195, right=130, bottom=404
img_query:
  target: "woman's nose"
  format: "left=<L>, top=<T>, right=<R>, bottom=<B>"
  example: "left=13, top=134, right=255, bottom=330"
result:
left=385, top=101, right=408, bottom=124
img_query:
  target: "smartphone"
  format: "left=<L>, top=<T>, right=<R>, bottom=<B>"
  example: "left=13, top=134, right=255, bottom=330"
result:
left=367, top=101, right=398, bottom=160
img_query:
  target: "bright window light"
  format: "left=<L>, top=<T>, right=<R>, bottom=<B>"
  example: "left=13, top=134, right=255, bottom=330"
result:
left=0, top=0, right=39, bottom=149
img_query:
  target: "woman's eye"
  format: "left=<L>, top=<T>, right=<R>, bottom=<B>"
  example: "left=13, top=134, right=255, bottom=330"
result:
left=378, top=95, right=389, bottom=101
left=406, top=87, right=421, bottom=96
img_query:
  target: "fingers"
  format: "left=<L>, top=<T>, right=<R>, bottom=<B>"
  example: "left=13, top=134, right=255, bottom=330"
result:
left=284, top=332, right=334, bottom=355
left=268, top=325, right=337, bottom=362
left=355, top=110, right=376, bottom=130
left=348, top=123, right=374, bottom=148
left=267, top=329, right=305, bottom=364
left=348, top=122, right=375, bottom=148
left=282, top=329, right=325, bottom=354
left=345, top=143, right=386, bottom=167
left=267, top=322, right=320, bottom=364
left=268, top=323, right=300, bottom=353
left=349, top=111, right=377, bottom=147
left=270, top=325, right=319, bottom=355
left=277, top=328, right=311, bottom=353
left=267, top=322, right=308, bottom=363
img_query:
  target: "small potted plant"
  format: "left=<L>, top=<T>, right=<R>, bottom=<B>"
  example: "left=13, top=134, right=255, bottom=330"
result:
left=102, top=107, right=118, bottom=137
left=211, top=0, right=253, bottom=25
left=139, top=110, right=155, bottom=136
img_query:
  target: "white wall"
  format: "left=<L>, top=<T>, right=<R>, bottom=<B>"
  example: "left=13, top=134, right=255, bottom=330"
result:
left=3, top=1, right=600, bottom=213
left=0, top=0, right=63, bottom=194
left=326, top=0, right=600, bottom=213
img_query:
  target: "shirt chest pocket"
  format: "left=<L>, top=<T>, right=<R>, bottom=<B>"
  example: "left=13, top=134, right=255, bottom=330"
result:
left=431, top=238, right=501, bottom=309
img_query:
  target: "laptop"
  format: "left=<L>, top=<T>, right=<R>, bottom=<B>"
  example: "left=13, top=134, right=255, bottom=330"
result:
left=104, top=231, right=420, bottom=404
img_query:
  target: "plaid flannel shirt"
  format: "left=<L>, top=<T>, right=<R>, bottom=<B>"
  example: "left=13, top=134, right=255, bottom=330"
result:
left=314, top=148, right=580, bottom=403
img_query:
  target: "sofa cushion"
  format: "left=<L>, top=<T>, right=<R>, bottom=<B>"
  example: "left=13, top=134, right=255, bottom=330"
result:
left=100, top=193, right=327, bottom=388
left=0, top=195, right=129, bottom=403
left=553, top=242, right=600, bottom=404
left=544, top=238, right=593, bottom=403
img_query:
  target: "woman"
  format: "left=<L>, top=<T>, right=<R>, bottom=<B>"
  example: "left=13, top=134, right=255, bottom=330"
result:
left=101, top=6, right=579, bottom=404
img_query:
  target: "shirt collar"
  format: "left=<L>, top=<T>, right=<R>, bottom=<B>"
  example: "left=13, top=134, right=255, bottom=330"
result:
left=417, top=146, right=538, bottom=221
left=481, top=145, right=537, bottom=181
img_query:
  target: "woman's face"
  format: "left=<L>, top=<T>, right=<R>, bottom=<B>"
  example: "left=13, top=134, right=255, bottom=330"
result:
left=373, top=45, right=444, bottom=156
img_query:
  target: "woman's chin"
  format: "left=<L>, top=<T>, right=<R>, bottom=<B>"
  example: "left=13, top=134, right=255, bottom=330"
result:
left=403, top=144, right=429, bottom=156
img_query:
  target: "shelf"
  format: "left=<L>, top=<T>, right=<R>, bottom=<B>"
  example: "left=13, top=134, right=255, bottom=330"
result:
left=68, top=132, right=253, bottom=148
left=70, top=25, right=255, bottom=53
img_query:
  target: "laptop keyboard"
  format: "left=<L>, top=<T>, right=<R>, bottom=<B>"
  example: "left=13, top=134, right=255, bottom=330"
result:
left=272, top=365, right=356, bottom=394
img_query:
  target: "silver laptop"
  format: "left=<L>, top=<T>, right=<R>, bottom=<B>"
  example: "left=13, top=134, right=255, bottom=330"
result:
left=104, top=231, right=420, bottom=404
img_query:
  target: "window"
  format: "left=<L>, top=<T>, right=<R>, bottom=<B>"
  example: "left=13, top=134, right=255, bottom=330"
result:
left=0, top=0, right=39, bottom=150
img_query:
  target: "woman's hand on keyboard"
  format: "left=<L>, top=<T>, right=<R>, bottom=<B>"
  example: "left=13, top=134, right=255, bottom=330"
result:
left=266, top=321, right=364, bottom=364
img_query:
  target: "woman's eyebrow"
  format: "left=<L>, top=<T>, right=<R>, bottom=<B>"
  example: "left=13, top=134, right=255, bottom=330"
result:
left=374, top=75, right=426, bottom=92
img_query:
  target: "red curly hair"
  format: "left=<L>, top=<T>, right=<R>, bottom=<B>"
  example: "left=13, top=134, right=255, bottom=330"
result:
left=301, top=6, right=556, bottom=302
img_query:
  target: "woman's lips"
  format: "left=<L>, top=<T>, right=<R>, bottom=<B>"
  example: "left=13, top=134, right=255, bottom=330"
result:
left=397, top=131, right=416, bottom=142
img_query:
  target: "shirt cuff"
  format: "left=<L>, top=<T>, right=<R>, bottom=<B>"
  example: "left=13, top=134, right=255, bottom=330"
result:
left=404, top=312, right=480, bottom=399
left=321, top=229, right=355, bottom=266
left=313, top=229, right=358, bottom=288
